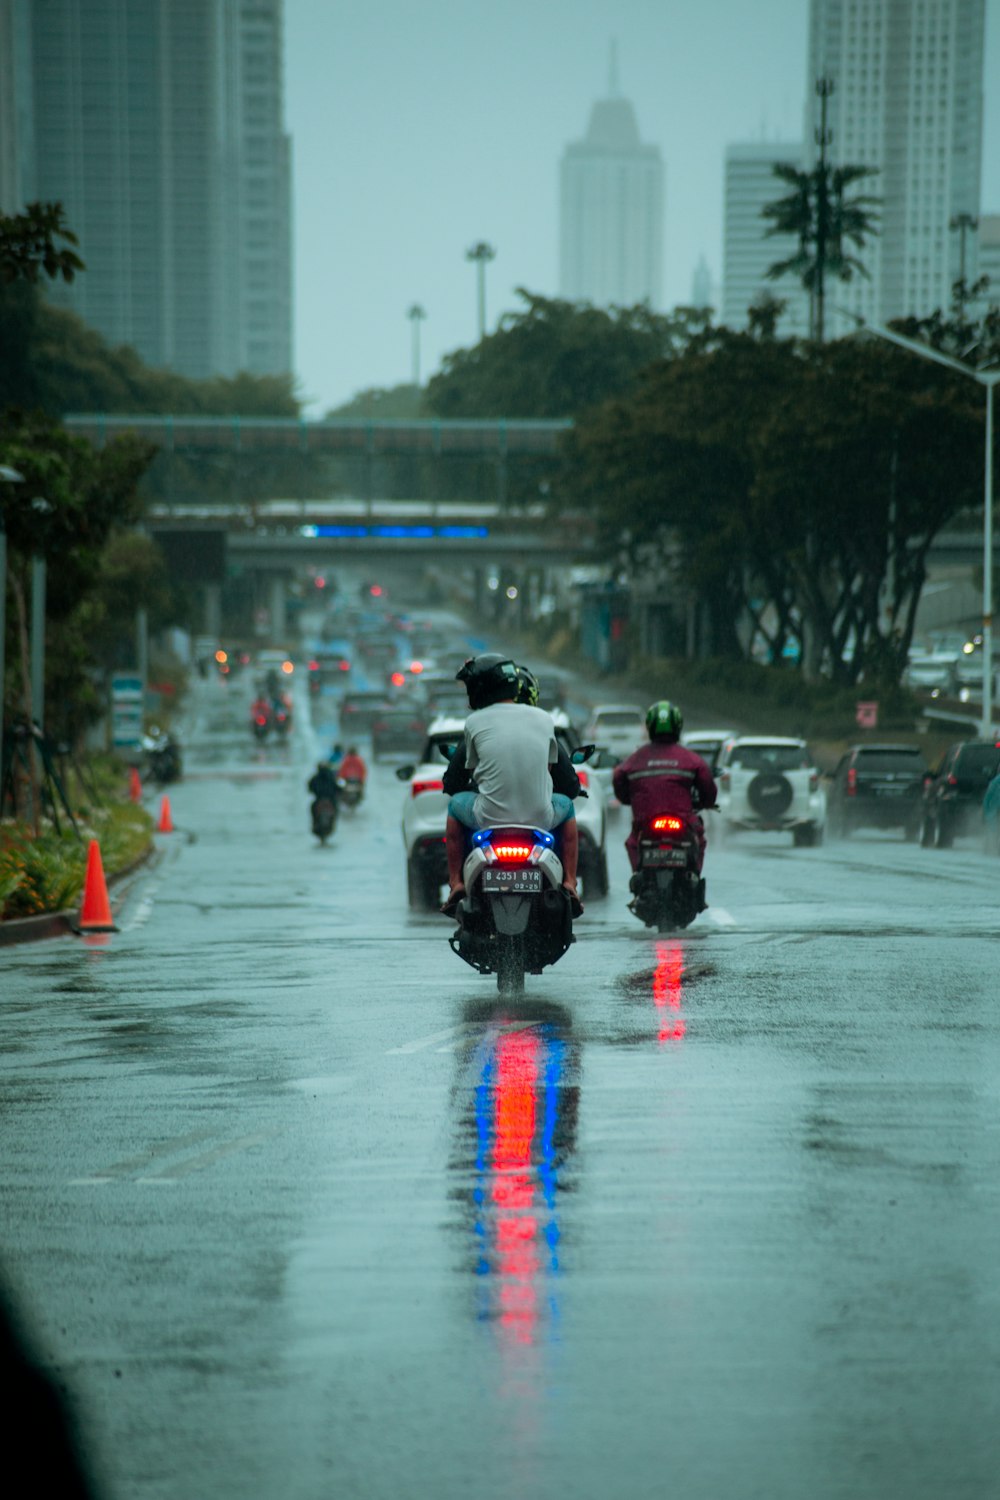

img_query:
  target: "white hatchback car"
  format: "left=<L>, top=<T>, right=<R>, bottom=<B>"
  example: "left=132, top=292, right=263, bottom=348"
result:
left=397, top=713, right=610, bottom=909
left=716, top=736, right=826, bottom=847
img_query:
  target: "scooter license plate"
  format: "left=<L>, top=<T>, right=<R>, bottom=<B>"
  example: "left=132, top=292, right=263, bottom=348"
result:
left=482, top=868, right=543, bottom=894
left=642, top=846, right=688, bottom=868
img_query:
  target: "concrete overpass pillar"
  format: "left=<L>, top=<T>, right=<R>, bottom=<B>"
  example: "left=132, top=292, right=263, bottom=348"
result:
left=268, top=576, right=287, bottom=640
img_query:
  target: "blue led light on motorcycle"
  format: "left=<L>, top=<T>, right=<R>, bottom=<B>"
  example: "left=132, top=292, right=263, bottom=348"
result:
left=533, top=830, right=555, bottom=847
left=471, top=828, right=493, bottom=847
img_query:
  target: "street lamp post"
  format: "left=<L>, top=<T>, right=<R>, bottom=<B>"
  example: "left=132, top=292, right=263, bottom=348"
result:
left=857, top=322, right=998, bottom=737
left=465, top=241, right=496, bottom=341
left=407, top=303, right=426, bottom=387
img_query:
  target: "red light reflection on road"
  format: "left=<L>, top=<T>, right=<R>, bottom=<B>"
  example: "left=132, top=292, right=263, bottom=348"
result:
left=492, top=1029, right=540, bottom=1343
left=653, top=941, right=686, bottom=1044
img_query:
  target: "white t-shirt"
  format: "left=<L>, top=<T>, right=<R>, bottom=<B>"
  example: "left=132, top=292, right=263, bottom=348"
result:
left=464, top=702, right=558, bottom=828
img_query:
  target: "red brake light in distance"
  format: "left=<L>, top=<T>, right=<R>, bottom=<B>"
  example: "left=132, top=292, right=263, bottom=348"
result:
left=846, top=767, right=857, bottom=796
left=492, top=843, right=533, bottom=861
left=652, top=816, right=684, bottom=833
left=412, top=778, right=444, bottom=797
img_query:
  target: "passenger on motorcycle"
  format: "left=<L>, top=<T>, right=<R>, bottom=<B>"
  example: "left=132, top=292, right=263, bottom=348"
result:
left=613, top=701, right=717, bottom=872
left=441, top=654, right=581, bottom=916
left=338, top=746, right=367, bottom=784
left=307, top=760, right=340, bottom=829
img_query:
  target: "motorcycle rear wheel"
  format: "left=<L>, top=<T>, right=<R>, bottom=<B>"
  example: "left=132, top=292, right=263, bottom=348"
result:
left=496, top=935, right=526, bottom=995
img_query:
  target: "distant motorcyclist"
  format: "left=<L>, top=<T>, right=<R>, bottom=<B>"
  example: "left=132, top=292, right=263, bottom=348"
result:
left=338, top=746, right=367, bottom=785
left=441, top=654, right=581, bottom=916
left=308, top=760, right=340, bottom=830
left=613, top=701, right=717, bottom=873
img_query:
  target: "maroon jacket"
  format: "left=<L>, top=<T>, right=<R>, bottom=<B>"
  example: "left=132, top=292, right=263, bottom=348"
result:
left=613, top=741, right=718, bottom=827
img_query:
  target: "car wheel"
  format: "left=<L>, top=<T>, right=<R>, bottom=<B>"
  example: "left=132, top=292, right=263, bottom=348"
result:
left=407, top=857, right=438, bottom=911
left=934, top=814, right=954, bottom=849
left=919, top=812, right=935, bottom=847
left=581, top=845, right=609, bottom=900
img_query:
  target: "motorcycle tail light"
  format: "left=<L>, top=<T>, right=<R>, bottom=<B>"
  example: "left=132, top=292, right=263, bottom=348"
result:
left=412, top=778, right=444, bottom=797
left=255, top=715, right=267, bottom=726
left=652, top=816, right=684, bottom=833
left=492, top=843, right=533, bottom=861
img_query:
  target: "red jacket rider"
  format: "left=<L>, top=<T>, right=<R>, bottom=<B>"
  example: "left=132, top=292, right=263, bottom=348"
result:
left=612, top=701, right=717, bottom=872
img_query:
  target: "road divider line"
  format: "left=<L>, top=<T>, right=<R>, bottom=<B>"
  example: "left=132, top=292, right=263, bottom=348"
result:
left=709, top=907, right=736, bottom=926
left=71, top=1129, right=216, bottom=1183
left=387, top=1024, right=473, bottom=1054
left=137, top=1132, right=270, bottom=1182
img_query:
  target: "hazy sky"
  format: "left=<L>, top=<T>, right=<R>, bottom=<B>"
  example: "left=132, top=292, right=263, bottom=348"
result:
left=286, top=0, right=1000, bottom=415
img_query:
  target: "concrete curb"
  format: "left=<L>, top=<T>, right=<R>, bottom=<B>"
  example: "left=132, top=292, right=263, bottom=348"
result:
left=0, top=840, right=158, bottom=948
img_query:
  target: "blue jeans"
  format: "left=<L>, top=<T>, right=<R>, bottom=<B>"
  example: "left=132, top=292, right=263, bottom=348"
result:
left=448, top=792, right=575, bottom=830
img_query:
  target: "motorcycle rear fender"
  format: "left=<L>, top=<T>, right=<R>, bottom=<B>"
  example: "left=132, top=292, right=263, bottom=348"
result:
left=489, top=894, right=533, bottom=935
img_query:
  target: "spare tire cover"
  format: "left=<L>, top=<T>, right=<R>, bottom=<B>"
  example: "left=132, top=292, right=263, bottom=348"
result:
left=747, top=772, right=794, bottom=816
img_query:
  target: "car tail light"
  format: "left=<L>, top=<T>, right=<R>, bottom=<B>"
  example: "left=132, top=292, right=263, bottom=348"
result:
left=652, top=815, right=684, bottom=833
left=339, top=660, right=350, bottom=672
left=576, top=769, right=589, bottom=788
left=947, top=774, right=958, bottom=786
left=809, top=771, right=819, bottom=792
left=254, top=715, right=267, bottom=726
left=391, top=672, right=405, bottom=687
left=846, top=767, right=857, bottom=796
left=492, top=843, right=533, bottom=861
left=719, top=771, right=730, bottom=790
left=412, top=778, right=444, bottom=797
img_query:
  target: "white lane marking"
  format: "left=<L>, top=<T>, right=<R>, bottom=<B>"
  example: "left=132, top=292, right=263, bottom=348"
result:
left=124, top=891, right=157, bottom=931
left=387, top=1025, right=472, bottom=1055
left=70, top=1129, right=216, bottom=1184
left=708, top=907, right=736, bottom=926
left=136, top=1132, right=270, bottom=1183
left=435, top=1020, right=539, bottom=1053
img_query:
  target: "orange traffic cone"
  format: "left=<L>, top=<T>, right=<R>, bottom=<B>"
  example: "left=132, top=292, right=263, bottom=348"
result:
left=158, top=795, right=175, bottom=833
left=128, top=766, right=142, bottom=802
left=78, top=839, right=116, bottom=932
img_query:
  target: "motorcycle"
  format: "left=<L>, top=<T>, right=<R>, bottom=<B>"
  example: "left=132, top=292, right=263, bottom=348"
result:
left=251, top=704, right=271, bottom=742
left=312, top=796, right=337, bottom=844
left=142, top=729, right=182, bottom=785
left=628, top=814, right=706, bottom=933
left=337, top=775, right=364, bottom=812
left=447, top=825, right=575, bottom=995
left=271, top=700, right=292, bottom=738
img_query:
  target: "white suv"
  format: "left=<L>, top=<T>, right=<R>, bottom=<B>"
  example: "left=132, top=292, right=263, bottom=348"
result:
left=397, top=713, right=609, bottom=909
left=716, top=736, right=826, bottom=847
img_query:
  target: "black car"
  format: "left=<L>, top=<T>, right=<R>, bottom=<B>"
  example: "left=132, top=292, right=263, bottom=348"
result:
left=920, top=739, right=1000, bottom=848
left=338, top=692, right=393, bottom=737
left=827, top=744, right=927, bottom=839
left=371, top=707, right=428, bottom=761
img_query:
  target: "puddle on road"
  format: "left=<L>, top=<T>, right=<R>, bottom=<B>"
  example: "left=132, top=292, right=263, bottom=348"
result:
left=611, top=948, right=716, bottom=1047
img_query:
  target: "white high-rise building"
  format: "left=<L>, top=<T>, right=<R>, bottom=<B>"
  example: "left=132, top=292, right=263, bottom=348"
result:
left=807, top=0, right=985, bottom=334
left=974, top=214, right=1000, bottom=313
left=1, top=0, right=292, bottom=380
left=722, top=143, right=811, bottom=335
left=559, top=55, right=663, bottom=309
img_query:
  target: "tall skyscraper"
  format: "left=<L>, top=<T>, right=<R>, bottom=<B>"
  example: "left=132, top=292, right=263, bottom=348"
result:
left=0, top=0, right=35, bottom=210
left=722, top=143, right=810, bottom=335
left=1, top=0, right=291, bottom=381
left=559, top=53, right=663, bottom=309
left=806, top=0, right=985, bottom=334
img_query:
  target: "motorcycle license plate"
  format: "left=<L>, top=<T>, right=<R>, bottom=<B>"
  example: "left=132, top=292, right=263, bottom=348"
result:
left=642, top=846, right=688, bottom=868
left=482, top=868, right=543, bottom=894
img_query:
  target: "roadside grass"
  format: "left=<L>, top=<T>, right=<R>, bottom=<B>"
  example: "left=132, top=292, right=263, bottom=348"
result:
left=0, top=759, right=154, bottom=920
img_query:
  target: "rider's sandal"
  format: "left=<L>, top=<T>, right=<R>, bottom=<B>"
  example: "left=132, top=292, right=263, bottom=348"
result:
left=440, top=886, right=466, bottom=917
left=565, top=888, right=584, bottom=918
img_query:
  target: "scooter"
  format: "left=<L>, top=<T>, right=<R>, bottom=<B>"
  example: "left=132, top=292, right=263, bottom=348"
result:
left=142, top=729, right=182, bottom=784
left=312, top=797, right=337, bottom=844
left=628, top=814, right=706, bottom=933
left=337, top=776, right=364, bottom=812
left=447, top=826, right=575, bottom=995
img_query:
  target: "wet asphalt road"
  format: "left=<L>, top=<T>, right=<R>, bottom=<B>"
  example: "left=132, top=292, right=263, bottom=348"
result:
left=2, top=671, right=999, bottom=1500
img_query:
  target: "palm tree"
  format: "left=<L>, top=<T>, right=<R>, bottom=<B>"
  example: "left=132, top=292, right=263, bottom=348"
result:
left=762, top=79, right=880, bottom=341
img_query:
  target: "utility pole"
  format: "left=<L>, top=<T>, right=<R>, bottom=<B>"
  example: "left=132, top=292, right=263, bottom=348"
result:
left=465, top=241, right=496, bottom=341
left=407, top=303, right=426, bottom=387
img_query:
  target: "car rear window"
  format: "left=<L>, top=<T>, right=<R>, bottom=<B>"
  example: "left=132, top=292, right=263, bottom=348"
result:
left=595, top=711, right=643, bottom=728
left=954, top=745, right=1000, bottom=778
left=423, top=734, right=460, bottom=763
left=854, top=750, right=925, bottom=772
left=731, top=745, right=809, bottom=772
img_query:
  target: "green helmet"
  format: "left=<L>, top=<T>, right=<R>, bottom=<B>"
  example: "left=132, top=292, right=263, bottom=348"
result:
left=645, top=700, right=683, bottom=741
left=514, top=664, right=540, bottom=707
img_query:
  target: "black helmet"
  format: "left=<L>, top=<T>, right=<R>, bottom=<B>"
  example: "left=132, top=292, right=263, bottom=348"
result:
left=645, top=700, right=684, bottom=741
left=514, top=664, right=540, bottom=707
left=456, top=653, right=520, bottom=710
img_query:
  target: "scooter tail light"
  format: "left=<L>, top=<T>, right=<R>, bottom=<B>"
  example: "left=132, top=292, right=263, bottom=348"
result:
left=492, top=843, right=533, bottom=862
left=652, top=815, right=684, bottom=833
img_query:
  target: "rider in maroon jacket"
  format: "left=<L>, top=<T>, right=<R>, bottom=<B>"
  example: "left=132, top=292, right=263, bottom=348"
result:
left=612, top=701, right=718, bottom=873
